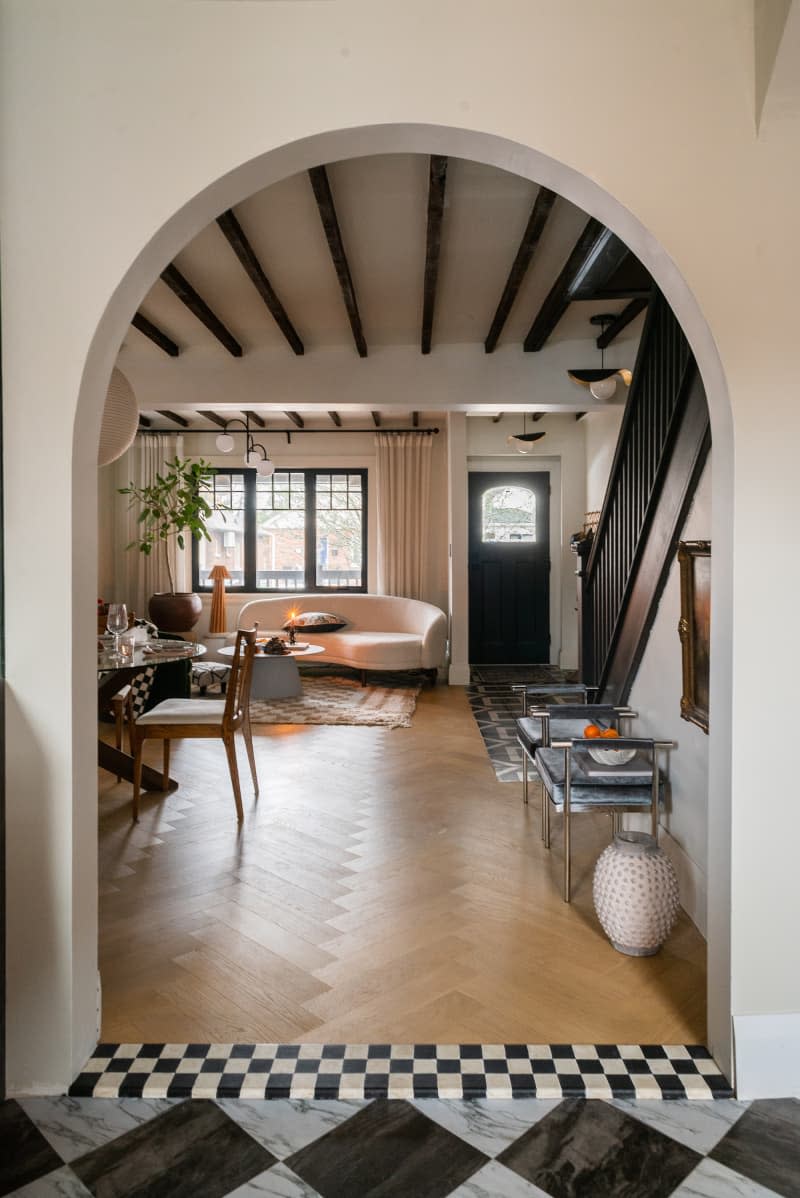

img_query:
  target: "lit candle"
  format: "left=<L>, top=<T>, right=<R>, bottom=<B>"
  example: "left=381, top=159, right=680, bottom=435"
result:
left=287, top=611, right=297, bottom=645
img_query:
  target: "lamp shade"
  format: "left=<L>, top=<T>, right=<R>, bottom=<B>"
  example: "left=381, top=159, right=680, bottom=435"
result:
left=97, top=367, right=139, bottom=466
left=208, top=564, right=232, bottom=635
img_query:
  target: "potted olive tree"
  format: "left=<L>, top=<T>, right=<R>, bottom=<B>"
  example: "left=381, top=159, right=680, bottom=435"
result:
left=119, top=456, right=215, bottom=632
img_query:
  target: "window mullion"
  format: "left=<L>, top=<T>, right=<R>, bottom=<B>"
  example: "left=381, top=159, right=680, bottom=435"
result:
left=306, top=470, right=316, bottom=592
left=245, top=471, right=257, bottom=590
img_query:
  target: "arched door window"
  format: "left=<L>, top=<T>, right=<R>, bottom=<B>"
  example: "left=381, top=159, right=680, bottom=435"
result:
left=481, top=484, right=537, bottom=542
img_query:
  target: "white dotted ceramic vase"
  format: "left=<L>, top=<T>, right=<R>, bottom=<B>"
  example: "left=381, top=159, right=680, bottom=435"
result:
left=592, top=831, right=680, bottom=956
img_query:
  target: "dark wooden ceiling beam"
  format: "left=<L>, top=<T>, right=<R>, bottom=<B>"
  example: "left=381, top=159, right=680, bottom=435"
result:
left=160, top=263, right=243, bottom=357
left=412, top=411, right=419, bottom=427
left=371, top=412, right=381, bottom=428
left=575, top=412, right=587, bottom=421
left=197, top=410, right=228, bottom=429
left=156, top=410, right=190, bottom=427
left=216, top=209, right=304, bottom=355
left=131, top=311, right=180, bottom=357
left=242, top=411, right=265, bottom=428
left=285, top=411, right=304, bottom=428
left=596, top=297, right=648, bottom=349
left=421, top=155, right=448, bottom=355
left=531, top=412, right=544, bottom=422
left=484, top=186, right=556, bottom=353
left=308, top=165, right=367, bottom=358
left=328, top=411, right=342, bottom=427
left=138, top=415, right=152, bottom=428
left=524, top=218, right=615, bottom=351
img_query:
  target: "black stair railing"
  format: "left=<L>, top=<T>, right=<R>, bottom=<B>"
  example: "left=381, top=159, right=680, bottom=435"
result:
left=581, top=289, right=698, bottom=695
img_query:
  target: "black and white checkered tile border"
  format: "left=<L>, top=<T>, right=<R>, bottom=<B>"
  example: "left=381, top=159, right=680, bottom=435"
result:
left=69, top=1044, right=733, bottom=1101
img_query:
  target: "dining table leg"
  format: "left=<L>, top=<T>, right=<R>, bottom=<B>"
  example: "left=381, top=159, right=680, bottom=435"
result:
left=98, top=739, right=179, bottom=792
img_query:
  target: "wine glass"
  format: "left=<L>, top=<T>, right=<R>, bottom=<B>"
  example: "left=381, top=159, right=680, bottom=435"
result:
left=106, top=603, right=128, bottom=660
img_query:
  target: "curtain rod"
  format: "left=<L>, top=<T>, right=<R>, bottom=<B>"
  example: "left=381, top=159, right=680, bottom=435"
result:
left=137, top=427, right=439, bottom=436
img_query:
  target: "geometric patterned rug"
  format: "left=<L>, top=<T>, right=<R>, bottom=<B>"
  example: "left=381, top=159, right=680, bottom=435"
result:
left=68, top=1043, right=732, bottom=1101
left=249, top=675, right=421, bottom=729
left=467, top=665, right=578, bottom=783
left=14, top=1089, right=799, bottom=1198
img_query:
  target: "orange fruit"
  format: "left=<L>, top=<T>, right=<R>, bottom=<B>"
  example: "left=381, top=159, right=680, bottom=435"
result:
left=601, top=727, right=620, bottom=738
left=584, top=724, right=601, bottom=738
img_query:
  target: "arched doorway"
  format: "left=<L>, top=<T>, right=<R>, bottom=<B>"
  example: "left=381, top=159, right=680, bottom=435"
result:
left=77, top=124, right=733, bottom=1075
left=6, top=121, right=735, bottom=1092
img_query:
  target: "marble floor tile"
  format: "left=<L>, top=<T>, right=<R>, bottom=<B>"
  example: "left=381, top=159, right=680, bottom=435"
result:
left=411, top=1098, right=560, bottom=1157
left=611, top=1098, right=751, bottom=1154
left=285, top=1098, right=488, bottom=1198
left=446, top=1159, right=552, bottom=1197
left=69, top=1099, right=275, bottom=1198
left=670, top=1156, right=786, bottom=1197
left=709, top=1098, right=800, bottom=1198
left=498, top=1097, right=702, bottom=1198
left=224, top=1162, right=323, bottom=1198
left=0, top=1100, right=65, bottom=1197
left=215, top=1099, right=366, bottom=1160
left=19, top=1096, right=178, bottom=1163
left=5, top=1166, right=92, bottom=1198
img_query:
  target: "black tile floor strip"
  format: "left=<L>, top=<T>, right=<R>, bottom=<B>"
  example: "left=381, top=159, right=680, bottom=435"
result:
left=68, top=1044, right=733, bottom=1101
left=467, top=665, right=577, bottom=783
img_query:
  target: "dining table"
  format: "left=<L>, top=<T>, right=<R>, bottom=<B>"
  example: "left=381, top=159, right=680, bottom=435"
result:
left=97, top=638, right=206, bottom=791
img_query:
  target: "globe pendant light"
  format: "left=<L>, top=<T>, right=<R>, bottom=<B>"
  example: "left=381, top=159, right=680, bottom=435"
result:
left=215, top=413, right=275, bottom=474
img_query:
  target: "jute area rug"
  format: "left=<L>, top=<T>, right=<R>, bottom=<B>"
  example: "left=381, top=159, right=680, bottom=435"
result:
left=249, top=674, right=421, bottom=729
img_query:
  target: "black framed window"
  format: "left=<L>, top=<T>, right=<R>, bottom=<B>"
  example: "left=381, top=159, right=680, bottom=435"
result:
left=192, top=468, right=367, bottom=593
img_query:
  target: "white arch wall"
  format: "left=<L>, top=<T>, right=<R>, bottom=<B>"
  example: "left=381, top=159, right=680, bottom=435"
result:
left=2, top=1, right=799, bottom=1096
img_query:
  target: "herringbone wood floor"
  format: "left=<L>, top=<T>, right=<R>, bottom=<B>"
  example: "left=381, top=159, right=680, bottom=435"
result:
left=98, top=684, right=706, bottom=1044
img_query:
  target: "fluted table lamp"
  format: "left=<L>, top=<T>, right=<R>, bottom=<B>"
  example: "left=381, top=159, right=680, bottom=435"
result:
left=208, top=565, right=232, bottom=634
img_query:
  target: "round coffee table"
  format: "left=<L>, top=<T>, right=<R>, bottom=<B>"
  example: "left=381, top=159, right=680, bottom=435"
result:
left=219, top=642, right=325, bottom=699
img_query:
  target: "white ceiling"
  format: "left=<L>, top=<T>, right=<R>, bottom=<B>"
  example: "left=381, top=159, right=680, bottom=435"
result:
left=118, top=153, right=647, bottom=426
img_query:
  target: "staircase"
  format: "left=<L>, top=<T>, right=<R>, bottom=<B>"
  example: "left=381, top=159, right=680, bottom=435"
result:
left=577, top=289, right=711, bottom=705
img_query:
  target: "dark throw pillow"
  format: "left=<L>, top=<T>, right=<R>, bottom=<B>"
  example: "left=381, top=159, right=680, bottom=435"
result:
left=283, top=611, right=347, bottom=633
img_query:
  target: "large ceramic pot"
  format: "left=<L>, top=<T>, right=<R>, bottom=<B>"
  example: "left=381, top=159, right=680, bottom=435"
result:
left=592, top=831, right=680, bottom=956
left=148, top=592, right=203, bottom=633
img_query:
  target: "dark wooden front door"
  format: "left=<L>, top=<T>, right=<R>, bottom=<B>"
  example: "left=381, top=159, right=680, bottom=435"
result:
left=468, top=471, right=550, bottom=664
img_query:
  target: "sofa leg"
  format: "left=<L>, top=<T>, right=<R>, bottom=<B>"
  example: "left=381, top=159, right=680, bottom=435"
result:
left=360, top=669, right=366, bottom=687
left=424, top=668, right=438, bottom=686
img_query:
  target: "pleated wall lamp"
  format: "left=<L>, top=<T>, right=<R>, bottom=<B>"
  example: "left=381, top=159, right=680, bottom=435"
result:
left=507, top=413, right=546, bottom=453
left=568, top=314, right=632, bottom=400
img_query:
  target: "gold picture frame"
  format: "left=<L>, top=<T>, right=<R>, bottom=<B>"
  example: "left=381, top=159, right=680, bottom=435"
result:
left=677, top=540, right=710, bottom=733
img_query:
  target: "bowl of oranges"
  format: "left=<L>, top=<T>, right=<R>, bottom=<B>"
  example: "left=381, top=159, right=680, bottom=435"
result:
left=583, top=724, right=637, bottom=766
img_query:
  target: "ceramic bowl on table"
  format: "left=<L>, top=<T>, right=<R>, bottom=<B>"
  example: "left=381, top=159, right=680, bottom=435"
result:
left=587, top=745, right=638, bottom=766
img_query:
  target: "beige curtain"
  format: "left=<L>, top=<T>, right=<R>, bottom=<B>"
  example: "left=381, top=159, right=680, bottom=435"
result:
left=375, top=431, right=433, bottom=599
left=113, top=433, right=179, bottom=619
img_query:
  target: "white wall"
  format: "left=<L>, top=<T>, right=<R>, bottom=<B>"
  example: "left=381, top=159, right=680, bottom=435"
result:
left=5, top=0, right=800, bottom=1093
left=97, top=464, right=118, bottom=602
left=627, top=462, right=711, bottom=934
left=583, top=409, right=625, bottom=513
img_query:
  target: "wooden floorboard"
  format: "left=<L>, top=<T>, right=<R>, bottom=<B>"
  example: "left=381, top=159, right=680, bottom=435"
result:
left=98, top=682, right=706, bottom=1043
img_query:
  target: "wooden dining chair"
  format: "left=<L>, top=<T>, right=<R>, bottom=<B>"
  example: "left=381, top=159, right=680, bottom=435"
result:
left=131, top=626, right=259, bottom=823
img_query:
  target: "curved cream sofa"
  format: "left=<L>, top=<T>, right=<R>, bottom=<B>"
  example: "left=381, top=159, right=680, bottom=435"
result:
left=235, top=593, right=447, bottom=683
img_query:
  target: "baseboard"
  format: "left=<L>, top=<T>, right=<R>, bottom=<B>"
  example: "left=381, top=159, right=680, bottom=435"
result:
left=448, top=663, right=470, bottom=686
left=733, top=1012, right=800, bottom=1098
